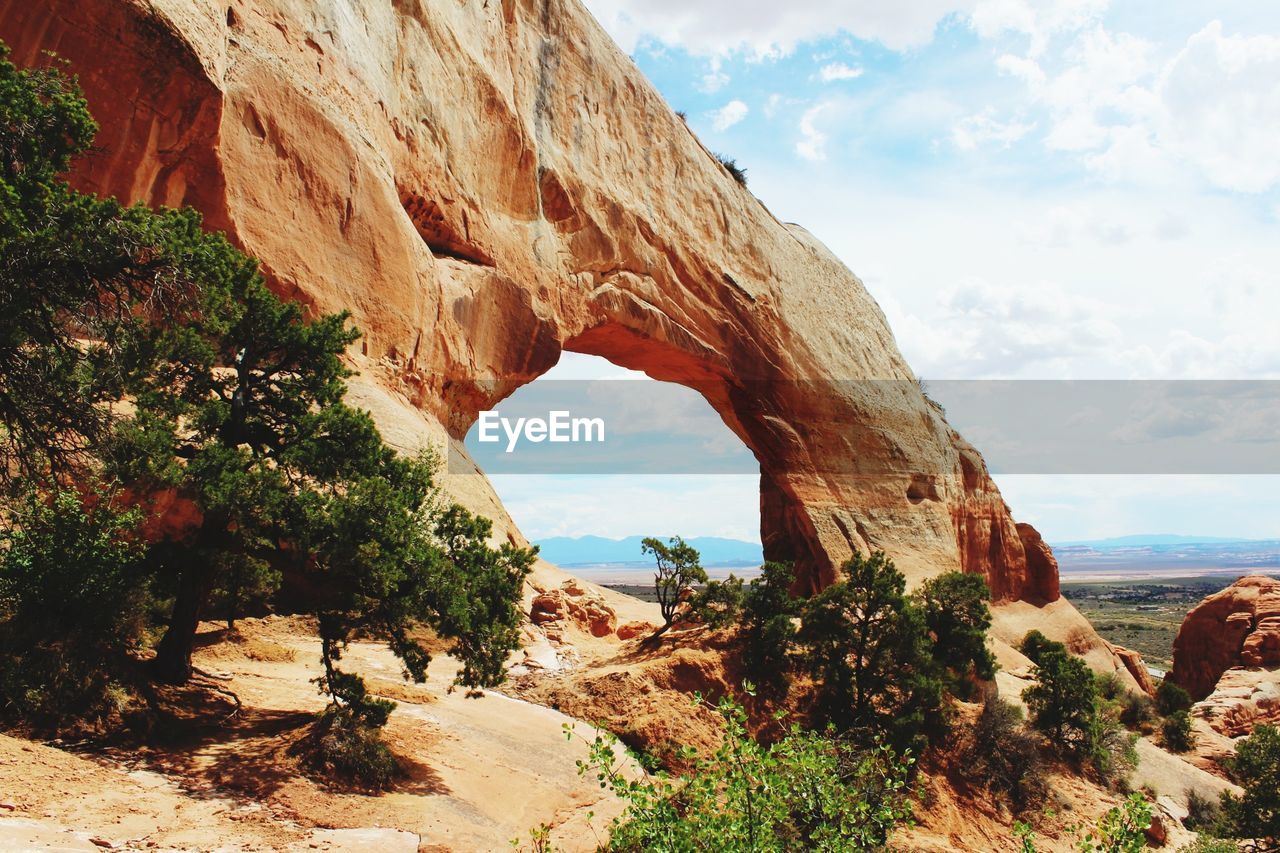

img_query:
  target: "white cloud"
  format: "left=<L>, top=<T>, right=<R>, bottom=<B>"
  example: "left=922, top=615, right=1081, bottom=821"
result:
left=951, top=107, right=1034, bottom=149
left=581, top=0, right=976, bottom=57
left=1155, top=22, right=1280, bottom=193
left=993, top=19, right=1280, bottom=193
left=795, top=103, right=831, bottom=161
left=819, top=62, right=864, bottom=81
left=763, top=93, right=785, bottom=119
left=711, top=99, right=750, bottom=131
left=699, top=58, right=729, bottom=93
left=970, top=0, right=1109, bottom=56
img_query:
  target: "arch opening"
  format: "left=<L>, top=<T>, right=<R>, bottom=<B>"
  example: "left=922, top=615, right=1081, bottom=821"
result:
left=471, top=350, right=767, bottom=586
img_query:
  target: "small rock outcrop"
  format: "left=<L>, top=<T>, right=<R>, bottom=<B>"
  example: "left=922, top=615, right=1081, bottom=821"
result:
left=1170, top=575, right=1280, bottom=700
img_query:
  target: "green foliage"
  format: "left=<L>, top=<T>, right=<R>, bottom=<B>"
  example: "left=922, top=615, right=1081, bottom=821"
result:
left=1156, top=680, right=1193, bottom=716
left=0, top=42, right=206, bottom=486
left=739, top=561, right=803, bottom=692
left=914, top=571, right=997, bottom=693
left=1019, top=629, right=1064, bottom=665
left=690, top=573, right=745, bottom=628
left=1161, top=710, right=1195, bottom=753
left=1023, top=647, right=1099, bottom=757
left=1077, top=794, right=1153, bottom=853
left=1088, top=713, right=1139, bottom=790
left=1175, top=838, right=1237, bottom=853
left=714, top=153, right=748, bottom=185
left=961, top=697, right=1048, bottom=812
left=1118, top=691, right=1156, bottom=730
left=796, top=550, right=944, bottom=753
left=1218, top=723, right=1280, bottom=848
left=0, top=487, right=147, bottom=724
left=307, top=706, right=399, bottom=790
left=571, top=694, right=916, bottom=851
left=1183, top=788, right=1221, bottom=832
left=1095, top=672, right=1126, bottom=703
left=641, top=536, right=708, bottom=632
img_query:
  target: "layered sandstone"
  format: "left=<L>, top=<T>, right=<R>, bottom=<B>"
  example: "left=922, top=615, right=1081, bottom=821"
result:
left=0, top=0, right=1058, bottom=601
left=1170, top=575, right=1280, bottom=700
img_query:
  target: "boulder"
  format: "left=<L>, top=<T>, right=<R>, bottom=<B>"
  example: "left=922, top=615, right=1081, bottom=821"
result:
left=1170, top=575, right=1280, bottom=700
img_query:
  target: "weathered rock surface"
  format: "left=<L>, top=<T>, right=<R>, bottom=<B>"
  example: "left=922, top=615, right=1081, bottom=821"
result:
left=0, top=0, right=1064, bottom=603
left=1194, top=666, right=1280, bottom=738
left=1170, top=575, right=1280, bottom=700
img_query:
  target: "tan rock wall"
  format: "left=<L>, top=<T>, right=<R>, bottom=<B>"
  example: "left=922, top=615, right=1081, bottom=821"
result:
left=1, top=0, right=1061, bottom=602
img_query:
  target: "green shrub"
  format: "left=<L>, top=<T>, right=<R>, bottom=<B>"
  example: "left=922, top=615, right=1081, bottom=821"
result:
left=1119, top=691, right=1156, bottom=730
left=570, top=693, right=916, bottom=851
left=0, top=488, right=149, bottom=727
left=1176, top=838, right=1237, bottom=853
left=1161, top=710, right=1195, bottom=753
left=1095, top=672, right=1126, bottom=703
left=739, top=561, right=802, bottom=692
left=1077, top=793, right=1153, bottom=853
left=961, top=698, right=1047, bottom=812
left=1156, top=680, right=1193, bottom=716
left=1219, top=723, right=1280, bottom=848
left=1089, top=714, right=1140, bottom=790
left=1183, top=788, right=1221, bottom=831
left=797, top=551, right=944, bottom=752
left=914, top=571, right=996, bottom=696
left=714, top=153, right=748, bottom=186
left=690, top=574, right=745, bottom=628
left=1019, top=630, right=1065, bottom=665
left=307, top=706, right=399, bottom=790
left=1022, top=647, right=1098, bottom=757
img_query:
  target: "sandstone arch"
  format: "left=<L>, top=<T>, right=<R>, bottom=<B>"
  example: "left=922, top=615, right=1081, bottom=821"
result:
left=0, top=0, right=1059, bottom=603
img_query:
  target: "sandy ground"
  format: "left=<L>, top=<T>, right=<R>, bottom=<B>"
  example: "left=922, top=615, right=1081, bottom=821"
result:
left=0, top=616, right=628, bottom=852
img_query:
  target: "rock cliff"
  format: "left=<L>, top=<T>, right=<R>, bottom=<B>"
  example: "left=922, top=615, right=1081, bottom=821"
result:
left=0, top=0, right=1058, bottom=601
left=1171, top=575, right=1280, bottom=700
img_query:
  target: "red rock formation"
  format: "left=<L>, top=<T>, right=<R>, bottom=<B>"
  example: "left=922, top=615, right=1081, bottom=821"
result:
left=1109, top=643, right=1156, bottom=697
left=1170, top=575, right=1280, bottom=700
left=0, top=0, right=1061, bottom=604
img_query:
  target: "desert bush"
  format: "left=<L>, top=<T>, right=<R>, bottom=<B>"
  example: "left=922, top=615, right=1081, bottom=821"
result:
left=1156, top=680, right=1194, bottom=716
left=1161, top=710, right=1196, bottom=753
left=0, top=488, right=149, bottom=726
left=1096, top=672, right=1126, bottom=702
left=1176, top=839, right=1237, bottom=853
left=797, top=550, right=945, bottom=752
left=739, top=561, right=802, bottom=691
left=914, top=571, right=996, bottom=697
left=1019, top=629, right=1065, bottom=665
left=1089, top=713, right=1140, bottom=790
left=1023, top=647, right=1098, bottom=757
left=307, top=706, right=399, bottom=790
left=570, top=693, right=916, bottom=851
left=690, top=574, right=745, bottom=628
left=1218, top=723, right=1280, bottom=849
left=960, top=697, right=1047, bottom=812
left=714, top=153, right=748, bottom=185
left=1119, top=691, right=1156, bottom=730
left=1183, top=788, right=1221, bottom=831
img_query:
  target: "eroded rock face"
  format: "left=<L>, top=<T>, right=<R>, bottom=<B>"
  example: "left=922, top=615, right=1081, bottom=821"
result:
left=0, top=0, right=1059, bottom=601
left=1171, top=575, right=1280, bottom=700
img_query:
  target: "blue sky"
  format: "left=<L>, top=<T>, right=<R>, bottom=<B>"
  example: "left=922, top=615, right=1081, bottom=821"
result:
left=489, top=0, right=1280, bottom=545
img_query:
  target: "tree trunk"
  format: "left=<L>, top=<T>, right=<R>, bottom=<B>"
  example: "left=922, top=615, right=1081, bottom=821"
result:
left=152, top=514, right=225, bottom=684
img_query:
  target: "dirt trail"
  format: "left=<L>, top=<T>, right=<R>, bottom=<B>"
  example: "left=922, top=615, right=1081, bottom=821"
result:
left=1, top=616, right=626, bottom=852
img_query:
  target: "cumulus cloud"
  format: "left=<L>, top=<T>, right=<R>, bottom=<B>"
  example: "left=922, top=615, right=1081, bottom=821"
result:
left=581, top=0, right=977, bottom=57
left=992, top=19, right=1280, bottom=193
left=819, top=62, right=864, bottom=81
left=711, top=99, right=750, bottom=131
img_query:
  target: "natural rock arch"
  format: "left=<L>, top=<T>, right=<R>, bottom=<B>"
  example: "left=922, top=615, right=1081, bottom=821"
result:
left=0, top=0, right=1059, bottom=602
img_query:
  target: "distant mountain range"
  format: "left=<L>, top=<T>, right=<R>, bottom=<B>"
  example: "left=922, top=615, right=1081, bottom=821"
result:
left=1050, top=535, right=1280, bottom=573
left=533, top=533, right=1280, bottom=575
left=534, top=535, right=762, bottom=567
